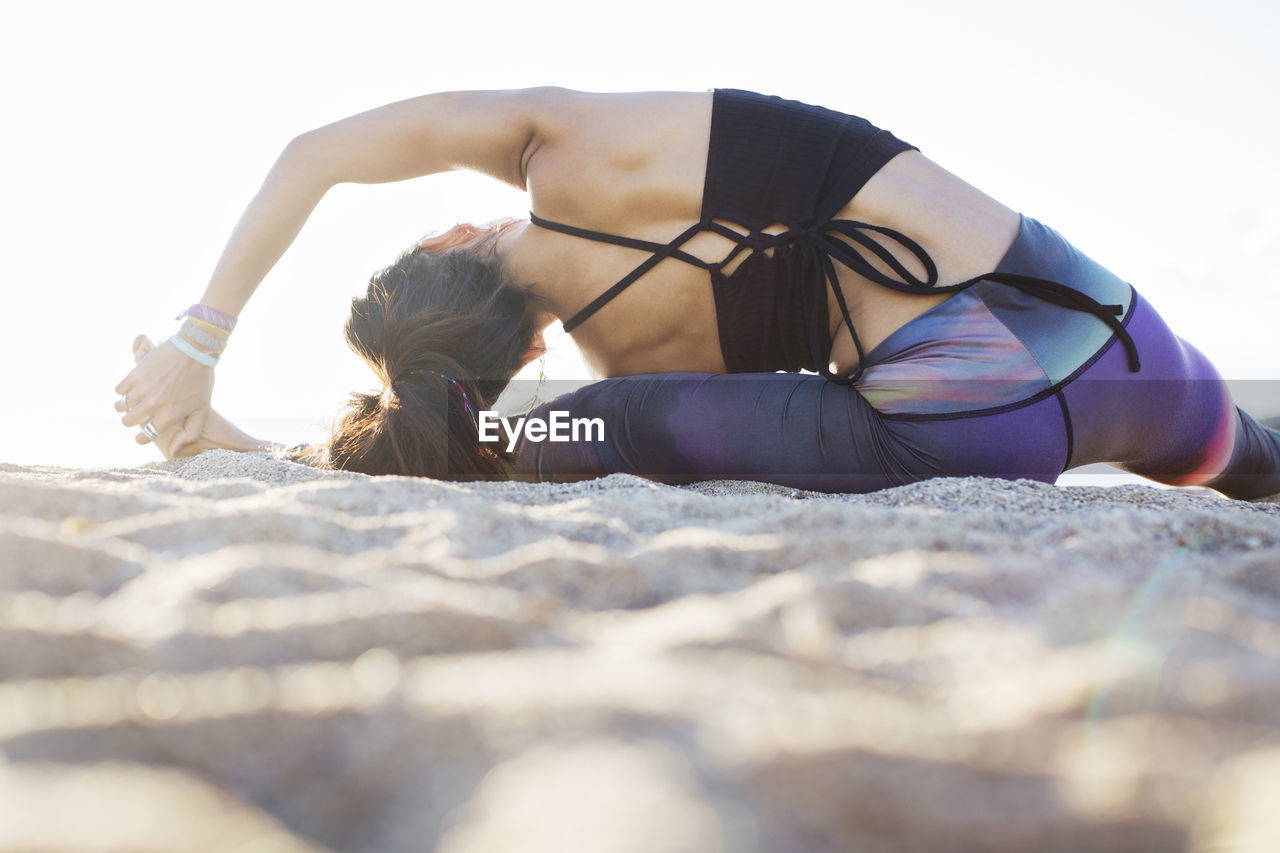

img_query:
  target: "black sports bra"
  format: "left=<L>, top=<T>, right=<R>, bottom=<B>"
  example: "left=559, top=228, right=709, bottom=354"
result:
left=530, top=89, right=1138, bottom=383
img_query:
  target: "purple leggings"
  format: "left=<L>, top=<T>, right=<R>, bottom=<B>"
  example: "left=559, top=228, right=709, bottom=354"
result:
left=515, top=219, right=1280, bottom=499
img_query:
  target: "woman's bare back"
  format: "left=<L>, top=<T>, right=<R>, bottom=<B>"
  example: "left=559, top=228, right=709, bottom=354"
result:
left=503, top=89, right=1022, bottom=378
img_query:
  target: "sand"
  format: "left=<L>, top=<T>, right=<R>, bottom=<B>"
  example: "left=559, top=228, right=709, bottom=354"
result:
left=1, top=450, right=1278, bottom=852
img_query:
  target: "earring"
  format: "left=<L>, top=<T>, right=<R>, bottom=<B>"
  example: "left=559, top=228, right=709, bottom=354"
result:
left=513, top=353, right=547, bottom=414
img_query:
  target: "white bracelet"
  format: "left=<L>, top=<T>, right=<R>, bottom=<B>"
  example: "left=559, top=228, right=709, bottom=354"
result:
left=168, top=334, right=220, bottom=368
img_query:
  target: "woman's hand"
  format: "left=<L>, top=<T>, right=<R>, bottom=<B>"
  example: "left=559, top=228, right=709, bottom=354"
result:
left=113, top=336, right=215, bottom=456
left=116, top=336, right=263, bottom=458
left=137, top=407, right=266, bottom=460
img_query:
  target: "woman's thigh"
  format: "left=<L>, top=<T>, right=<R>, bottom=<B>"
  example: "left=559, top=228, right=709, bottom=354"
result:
left=514, top=371, right=1070, bottom=492
left=1061, top=289, right=1280, bottom=498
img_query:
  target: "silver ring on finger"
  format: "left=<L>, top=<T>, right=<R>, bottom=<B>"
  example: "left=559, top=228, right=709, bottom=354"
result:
left=141, top=421, right=160, bottom=440
left=119, top=394, right=129, bottom=411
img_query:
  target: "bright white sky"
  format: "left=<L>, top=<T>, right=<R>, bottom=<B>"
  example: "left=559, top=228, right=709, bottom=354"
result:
left=2, top=0, right=1277, bottom=466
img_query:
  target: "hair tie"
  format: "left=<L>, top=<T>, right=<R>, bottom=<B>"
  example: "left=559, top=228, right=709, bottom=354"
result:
left=410, top=369, right=477, bottom=422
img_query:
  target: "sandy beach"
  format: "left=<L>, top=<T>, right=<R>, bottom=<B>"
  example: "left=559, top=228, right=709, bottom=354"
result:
left=1, top=450, right=1278, bottom=852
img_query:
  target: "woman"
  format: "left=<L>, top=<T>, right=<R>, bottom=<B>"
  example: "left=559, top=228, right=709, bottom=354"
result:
left=114, top=87, right=1280, bottom=498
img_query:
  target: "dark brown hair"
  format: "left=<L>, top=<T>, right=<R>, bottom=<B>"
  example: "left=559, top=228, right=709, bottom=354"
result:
left=316, top=238, right=542, bottom=479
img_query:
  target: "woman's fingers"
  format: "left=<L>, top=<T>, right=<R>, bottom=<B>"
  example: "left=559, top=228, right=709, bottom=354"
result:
left=114, top=339, right=216, bottom=445
left=113, top=336, right=160, bottom=396
left=149, top=405, right=187, bottom=434
left=120, top=399, right=156, bottom=428
left=121, top=398, right=180, bottom=432
left=116, top=336, right=157, bottom=413
left=115, top=350, right=149, bottom=409
left=169, top=408, right=210, bottom=456
left=119, top=392, right=147, bottom=425
left=133, top=336, right=155, bottom=361
left=117, top=335, right=188, bottom=456
left=113, top=364, right=138, bottom=396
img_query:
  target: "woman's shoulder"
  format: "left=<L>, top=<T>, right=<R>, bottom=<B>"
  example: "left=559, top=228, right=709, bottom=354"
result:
left=526, top=87, right=713, bottom=141
left=524, top=89, right=715, bottom=229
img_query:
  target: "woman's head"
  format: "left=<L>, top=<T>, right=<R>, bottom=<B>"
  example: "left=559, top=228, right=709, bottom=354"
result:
left=322, top=226, right=544, bottom=479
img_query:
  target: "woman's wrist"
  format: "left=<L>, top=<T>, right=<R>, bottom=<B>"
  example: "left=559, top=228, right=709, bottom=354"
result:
left=168, top=334, right=220, bottom=367
left=176, top=317, right=231, bottom=356
left=177, top=302, right=238, bottom=334
left=172, top=303, right=234, bottom=363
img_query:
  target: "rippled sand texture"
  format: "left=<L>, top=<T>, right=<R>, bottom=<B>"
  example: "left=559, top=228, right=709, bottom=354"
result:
left=1, top=450, right=1279, bottom=852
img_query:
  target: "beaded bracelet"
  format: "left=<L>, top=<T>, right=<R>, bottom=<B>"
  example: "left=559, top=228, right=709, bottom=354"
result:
left=177, top=319, right=228, bottom=356
left=175, top=303, right=237, bottom=334
left=168, top=334, right=219, bottom=368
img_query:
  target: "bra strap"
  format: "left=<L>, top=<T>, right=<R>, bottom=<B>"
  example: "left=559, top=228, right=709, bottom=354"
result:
left=529, top=212, right=713, bottom=271
left=529, top=212, right=715, bottom=333
left=561, top=221, right=712, bottom=332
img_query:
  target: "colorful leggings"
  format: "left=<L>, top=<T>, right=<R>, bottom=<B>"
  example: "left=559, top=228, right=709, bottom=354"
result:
left=515, top=218, right=1280, bottom=500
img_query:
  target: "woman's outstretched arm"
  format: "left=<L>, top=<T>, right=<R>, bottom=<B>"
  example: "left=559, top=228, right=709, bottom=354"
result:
left=196, top=88, right=552, bottom=319
left=114, top=88, right=559, bottom=455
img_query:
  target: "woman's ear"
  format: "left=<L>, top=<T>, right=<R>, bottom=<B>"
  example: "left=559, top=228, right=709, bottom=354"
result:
left=518, top=329, right=547, bottom=369
left=417, top=223, right=477, bottom=252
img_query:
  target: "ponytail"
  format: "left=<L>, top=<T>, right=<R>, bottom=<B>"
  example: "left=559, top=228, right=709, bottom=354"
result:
left=319, top=241, right=540, bottom=479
